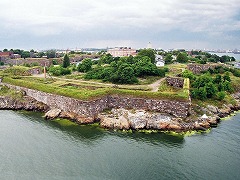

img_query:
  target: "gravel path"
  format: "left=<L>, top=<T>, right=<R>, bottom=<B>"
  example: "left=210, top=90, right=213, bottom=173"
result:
left=148, top=78, right=165, bottom=92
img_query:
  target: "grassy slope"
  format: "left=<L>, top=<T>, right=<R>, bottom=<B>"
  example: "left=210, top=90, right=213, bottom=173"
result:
left=2, top=76, right=189, bottom=101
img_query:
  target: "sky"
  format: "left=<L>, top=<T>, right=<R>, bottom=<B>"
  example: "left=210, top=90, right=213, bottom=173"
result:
left=0, top=0, right=240, bottom=50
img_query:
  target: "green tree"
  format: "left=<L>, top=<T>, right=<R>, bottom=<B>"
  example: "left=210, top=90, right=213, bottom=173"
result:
left=223, top=73, right=231, bottom=82
left=115, top=63, right=138, bottom=84
left=21, top=51, right=30, bottom=59
left=138, top=49, right=156, bottom=64
left=214, top=74, right=222, bottom=84
left=205, top=82, right=217, bottom=98
left=78, top=58, right=92, bottom=72
left=182, top=70, right=195, bottom=80
left=63, top=54, right=70, bottom=68
left=164, top=54, right=173, bottom=64
left=176, top=52, right=188, bottom=63
left=46, top=50, right=56, bottom=58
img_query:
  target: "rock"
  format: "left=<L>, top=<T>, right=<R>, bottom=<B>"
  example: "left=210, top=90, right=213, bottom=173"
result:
left=100, top=117, right=114, bottom=129
left=44, top=109, right=61, bottom=120
left=167, top=123, right=182, bottom=131
left=128, top=110, right=147, bottom=130
left=59, top=111, right=77, bottom=120
left=194, top=122, right=207, bottom=131
left=207, top=116, right=219, bottom=127
left=76, top=115, right=95, bottom=124
left=146, top=114, right=171, bottom=129
left=159, top=122, right=170, bottom=129
left=198, top=121, right=210, bottom=129
left=129, top=117, right=147, bottom=129
left=207, top=105, right=219, bottom=114
left=117, top=115, right=130, bottom=130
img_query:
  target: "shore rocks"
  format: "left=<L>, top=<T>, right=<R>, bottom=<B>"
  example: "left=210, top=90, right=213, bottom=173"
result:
left=0, top=96, right=49, bottom=112
left=44, top=108, right=61, bottom=120
left=99, top=108, right=184, bottom=131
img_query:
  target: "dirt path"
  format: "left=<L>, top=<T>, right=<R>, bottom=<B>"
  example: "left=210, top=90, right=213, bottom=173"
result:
left=148, top=78, right=165, bottom=92
left=33, top=73, right=165, bottom=91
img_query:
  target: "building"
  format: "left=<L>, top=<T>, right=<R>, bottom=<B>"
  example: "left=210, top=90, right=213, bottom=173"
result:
left=107, top=47, right=137, bottom=57
left=155, top=55, right=165, bottom=67
left=0, top=52, right=13, bottom=60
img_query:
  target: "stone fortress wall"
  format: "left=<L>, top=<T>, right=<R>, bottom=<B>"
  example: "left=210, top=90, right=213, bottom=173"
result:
left=2, top=82, right=191, bottom=119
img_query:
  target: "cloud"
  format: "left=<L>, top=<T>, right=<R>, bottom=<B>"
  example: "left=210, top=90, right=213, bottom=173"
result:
left=0, top=0, right=239, bottom=49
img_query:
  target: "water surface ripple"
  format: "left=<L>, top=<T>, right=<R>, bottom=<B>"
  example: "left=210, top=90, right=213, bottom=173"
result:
left=0, top=110, right=240, bottom=180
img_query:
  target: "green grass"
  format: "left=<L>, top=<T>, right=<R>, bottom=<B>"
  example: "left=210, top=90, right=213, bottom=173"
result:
left=138, top=76, right=161, bottom=85
left=192, top=93, right=237, bottom=108
left=0, top=85, right=24, bottom=100
left=2, top=76, right=189, bottom=101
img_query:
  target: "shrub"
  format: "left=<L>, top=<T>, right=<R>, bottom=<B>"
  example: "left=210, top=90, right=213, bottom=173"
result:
left=216, top=91, right=226, bottom=101
left=48, top=66, right=71, bottom=76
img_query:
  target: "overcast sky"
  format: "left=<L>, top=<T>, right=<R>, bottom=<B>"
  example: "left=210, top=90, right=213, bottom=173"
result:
left=0, top=0, right=240, bottom=50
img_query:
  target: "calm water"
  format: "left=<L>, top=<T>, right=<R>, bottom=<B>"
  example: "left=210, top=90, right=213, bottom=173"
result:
left=0, top=110, right=240, bottom=180
left=212, top=52, right=240, bottom=61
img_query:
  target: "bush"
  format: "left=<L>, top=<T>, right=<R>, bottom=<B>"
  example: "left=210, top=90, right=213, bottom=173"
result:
left=216, top=91, right=226, bottom=101
left=48, top=66, right=71, bottom=76
left=78, top=58, right=93, bottom=72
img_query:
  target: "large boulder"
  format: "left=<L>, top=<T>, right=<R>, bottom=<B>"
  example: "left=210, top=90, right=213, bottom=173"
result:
left=99, top=115, right=130, bottom=130
left=59, top=111, right=78, bottom=120
left=75, top=115, right=95, bottom=124
left=128, top=110, right=147, bottom=129
left=146, top=114, right=171, bottom=129
left=44, top=109, right=61, bottom=120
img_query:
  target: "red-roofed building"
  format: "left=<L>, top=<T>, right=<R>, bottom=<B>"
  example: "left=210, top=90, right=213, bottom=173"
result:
left=0, top=52, right=13, bottom=60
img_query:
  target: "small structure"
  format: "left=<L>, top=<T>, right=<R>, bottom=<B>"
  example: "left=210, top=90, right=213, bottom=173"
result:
left=155, top=54, right=165, bottom=67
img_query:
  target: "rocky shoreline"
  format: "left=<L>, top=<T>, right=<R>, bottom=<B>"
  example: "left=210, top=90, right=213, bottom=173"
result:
left=0, top=90, right=240, bottom=132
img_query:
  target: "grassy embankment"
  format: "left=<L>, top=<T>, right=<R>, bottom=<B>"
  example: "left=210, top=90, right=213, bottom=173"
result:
left=2, top=76, right=189, bottom=102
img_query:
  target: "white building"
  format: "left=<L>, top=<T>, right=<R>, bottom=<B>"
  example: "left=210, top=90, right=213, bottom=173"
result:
left=155, top=54, right=165, bottom=67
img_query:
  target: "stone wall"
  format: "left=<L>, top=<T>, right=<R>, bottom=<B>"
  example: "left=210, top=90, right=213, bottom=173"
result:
left=187, top=63, right=219, bottom=74
left=166, top=77, right=184, bottom=88
left=2, top=83, right=190, bottom=118
left=1, top=58, right=51, bottom=67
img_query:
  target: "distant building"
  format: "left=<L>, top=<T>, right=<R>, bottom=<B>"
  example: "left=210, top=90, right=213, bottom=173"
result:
left=107, top=47, right=137, bottom=57
left=12, top=54, right=21, bottom=59
left=155, top=54, right=165, bottom=67
left=0, top=52, right=13, bottom=60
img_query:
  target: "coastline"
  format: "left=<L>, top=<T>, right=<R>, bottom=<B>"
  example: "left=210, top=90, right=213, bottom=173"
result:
left=0, top=87, right=239, bottom=133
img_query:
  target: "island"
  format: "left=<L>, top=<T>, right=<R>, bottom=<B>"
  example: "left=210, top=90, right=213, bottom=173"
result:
left=0, top=48, right=239, bottom=133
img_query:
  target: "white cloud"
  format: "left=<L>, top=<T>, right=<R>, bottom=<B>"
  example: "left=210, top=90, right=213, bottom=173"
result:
left=0, top=0, right=239, bottom=49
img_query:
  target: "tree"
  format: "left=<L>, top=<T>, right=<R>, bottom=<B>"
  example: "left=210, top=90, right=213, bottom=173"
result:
left=3, top=49, right=8, bottom=52
left=63, top=54, right=70, bottom=68
left=182, top=70, right=195, bottom=80
left=205, top=82, right=217, bottom=98
left=78, top=58, right=92, bottom=72
left=176, top=53, right=188, bottom=63
left=21, top=51, right=30, bottom=59
left=223, top=73, right=231, bottom=82
left=214, top=74, right=222, bottom=84
left=138, top=49, right=156, bottom=64
left=115, top=63, right=138, bottom=84
left=164, top=54, right=173, bottom=64
left=46, top=50, right=56, bottom=58
left=37, top=52, right=45, bottom=58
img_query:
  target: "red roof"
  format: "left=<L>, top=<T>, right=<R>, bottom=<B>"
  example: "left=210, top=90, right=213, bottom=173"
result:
left=0, top=52, right=11, bottom=56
